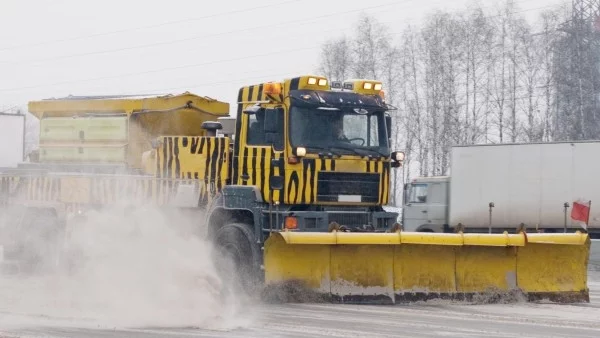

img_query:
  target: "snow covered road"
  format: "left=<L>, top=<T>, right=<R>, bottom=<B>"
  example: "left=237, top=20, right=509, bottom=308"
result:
left=0, top=240, right=598, bottom=338
left=2, top=270, right=600, bottom=338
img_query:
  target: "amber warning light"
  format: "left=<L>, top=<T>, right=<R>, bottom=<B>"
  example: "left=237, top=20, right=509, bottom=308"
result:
left=264, top=82, right=282, bottom=95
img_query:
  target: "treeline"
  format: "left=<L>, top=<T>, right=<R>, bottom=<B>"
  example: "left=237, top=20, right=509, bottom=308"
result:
left=317, top=0, right=600, bottom=205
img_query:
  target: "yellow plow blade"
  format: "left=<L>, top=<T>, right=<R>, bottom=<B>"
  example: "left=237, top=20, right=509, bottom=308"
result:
left=263, top=231, right=590, bottom=304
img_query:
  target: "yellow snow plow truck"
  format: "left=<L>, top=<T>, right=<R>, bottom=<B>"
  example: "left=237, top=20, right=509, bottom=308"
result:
left=0, top=76, right=591, bottom=304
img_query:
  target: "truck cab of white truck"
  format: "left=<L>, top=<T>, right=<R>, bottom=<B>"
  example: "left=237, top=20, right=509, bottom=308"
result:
left=402, top=176, right=450, bottom=232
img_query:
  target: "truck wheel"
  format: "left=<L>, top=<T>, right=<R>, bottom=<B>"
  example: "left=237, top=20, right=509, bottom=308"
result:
left=19, top=210, right=64, bottom=275
left=213, top=222, right=261, bottom=298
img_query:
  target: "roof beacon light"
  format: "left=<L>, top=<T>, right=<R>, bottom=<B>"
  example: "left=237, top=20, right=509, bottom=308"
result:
left=264, top=82, right=282, bottom=95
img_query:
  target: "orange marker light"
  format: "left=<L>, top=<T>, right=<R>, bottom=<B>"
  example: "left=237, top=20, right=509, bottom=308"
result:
left=284, top=216, right=298, bottom=230
left=264, top=82, right=282, bottom=95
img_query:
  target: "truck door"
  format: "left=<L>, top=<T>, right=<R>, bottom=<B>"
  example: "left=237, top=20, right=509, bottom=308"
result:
left=427, top=182, right=448, bottom=230
left=237, top=107, right=284, bottom=202
left=402, top=183, right=429, bottom=231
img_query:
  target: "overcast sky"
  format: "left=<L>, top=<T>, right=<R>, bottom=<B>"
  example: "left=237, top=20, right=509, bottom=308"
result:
left=0, top=0, right=559, bottom=114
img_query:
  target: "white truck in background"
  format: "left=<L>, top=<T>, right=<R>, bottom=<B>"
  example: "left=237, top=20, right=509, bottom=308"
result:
left=0, top=112, right=26, bottom=169
left=402, top=141, right=600, bottom=238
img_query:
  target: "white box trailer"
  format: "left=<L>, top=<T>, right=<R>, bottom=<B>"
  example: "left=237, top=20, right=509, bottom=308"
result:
left=402, top=141, right=600, bottom=236
left=449, top=141, right=600, bottom=230
left=0, top=113, right=25, bottom=169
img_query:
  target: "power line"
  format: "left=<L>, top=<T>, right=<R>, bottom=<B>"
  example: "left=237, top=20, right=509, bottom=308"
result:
left=0, top=2, right=564, bottom=93
left=2, top=0, right=557, bottom=67
left=0, top=46, right=319, bottom=92
left=0, top=0, right=411, bottom=66
left=0, top=0, right=302, bottom=52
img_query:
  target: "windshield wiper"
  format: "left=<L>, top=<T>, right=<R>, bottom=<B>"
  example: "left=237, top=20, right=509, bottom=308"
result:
left=359, top=147, right=389, bottom=158
left=303, top=145, right=342, bottom=157
left=332, top=145, right=388, bottom=159
left=329, top=145, right=366, bottom=157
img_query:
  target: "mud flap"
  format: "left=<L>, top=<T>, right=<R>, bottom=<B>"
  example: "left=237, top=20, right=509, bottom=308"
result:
left=263, top=231, right=590, bottom=304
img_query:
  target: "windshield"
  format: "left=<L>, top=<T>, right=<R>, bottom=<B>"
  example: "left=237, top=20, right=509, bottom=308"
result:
left=289, top=106, right=390, bottom=155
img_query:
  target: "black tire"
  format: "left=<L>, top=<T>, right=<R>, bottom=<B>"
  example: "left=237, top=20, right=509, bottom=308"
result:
left=213, top=222, right=262, bottom=298
left=17, top=210, right=63, bottom=275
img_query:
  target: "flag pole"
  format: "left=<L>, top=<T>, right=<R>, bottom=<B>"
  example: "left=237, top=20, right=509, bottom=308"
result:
left=564, top=202, right=570, bottom=233
left=586, top=200, right=592, bottom=230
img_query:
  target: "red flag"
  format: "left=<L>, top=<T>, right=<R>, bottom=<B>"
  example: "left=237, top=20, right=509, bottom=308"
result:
left=571, top=200, right=591, bottom=228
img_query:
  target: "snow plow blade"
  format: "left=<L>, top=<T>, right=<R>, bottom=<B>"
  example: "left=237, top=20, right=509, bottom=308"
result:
left=263, top=231, right=590, bottom=304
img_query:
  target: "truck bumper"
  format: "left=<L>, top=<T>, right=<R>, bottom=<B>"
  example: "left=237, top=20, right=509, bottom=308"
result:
left=262, top=209, right=399, bottom=232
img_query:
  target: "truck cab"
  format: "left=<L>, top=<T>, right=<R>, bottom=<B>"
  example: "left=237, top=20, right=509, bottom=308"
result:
left=215, top=75, right=404, bottom=237
left=402, top=176, right=450, bottom=232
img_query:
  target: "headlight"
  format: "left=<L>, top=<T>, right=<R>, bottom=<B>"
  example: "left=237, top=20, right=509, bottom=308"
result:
left=296, top=147, right=307, bottom=157
left=394, top=152, right=405, bottom=161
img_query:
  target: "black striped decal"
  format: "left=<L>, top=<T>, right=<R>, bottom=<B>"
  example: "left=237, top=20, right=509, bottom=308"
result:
left=1, top=174, right=224, bottom=208
left=157, top=136, right=230, bottom=205
left=284, top=158, right=391, bottom=205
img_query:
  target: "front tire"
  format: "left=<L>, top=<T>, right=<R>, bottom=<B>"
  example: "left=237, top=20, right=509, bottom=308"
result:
left=213, top=222, right=262, bottom=298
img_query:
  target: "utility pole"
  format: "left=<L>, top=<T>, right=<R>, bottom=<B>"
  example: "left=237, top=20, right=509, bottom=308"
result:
left=555, top=0, right=600, bottom=140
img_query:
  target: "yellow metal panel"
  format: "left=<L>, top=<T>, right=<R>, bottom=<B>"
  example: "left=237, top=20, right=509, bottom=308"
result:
left=400, top=232, right=464, bottom=245
left=263, top=230, right=590, bottom=303
left=60, top=177, right=91, bottom=204
left=455, top=246, right=517, bottom=292
left=394, top=245, right=456, bottom=293
left=462, top=233, right=526, bottom=246
left=278, top=232, right=337, bottom=245
left=263, top=233, right=331, bottom=291
left=28, top=92, right=229, bottom=120
left=330, top=245, right=394, bottom=300
left=40, top=118, right=83, bottom=141
left=517, top=240, right=590, bottom=293
left=84, top=117, right=128, bottom=141
left=336, top=233, right=401, bottom=245
left=39, top=146, right=127, bottom=163
left=525, top=232, right=588, bottom=245
left=40, top=116, right=128, bottom=142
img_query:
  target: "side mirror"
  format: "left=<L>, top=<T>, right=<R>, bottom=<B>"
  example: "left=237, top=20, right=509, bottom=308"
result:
left=244, top=103, right=261, bottom=114
left=264, top=108, right=282, bottom=133
left=269, top=175, right=284, bottom=191
left=265, top=107, right=284, bottom=149
left=385, top=113, right=392, bottom=140
left=391, top=150, right=404, bottom=168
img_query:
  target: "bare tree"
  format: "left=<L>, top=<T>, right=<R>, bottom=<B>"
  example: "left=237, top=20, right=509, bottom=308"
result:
left=319, top=36, right=353, bottom=81
left=316, top=2, right=600, bottom=187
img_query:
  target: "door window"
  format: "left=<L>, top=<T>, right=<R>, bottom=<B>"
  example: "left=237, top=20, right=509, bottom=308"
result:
left=408, top=183, right=428, bottom=203
left=246, top=109, right=284, bottom=149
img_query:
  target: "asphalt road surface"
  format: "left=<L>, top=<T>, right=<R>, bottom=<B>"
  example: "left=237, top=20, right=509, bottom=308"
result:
left=0, top=240, right=598, bottom=338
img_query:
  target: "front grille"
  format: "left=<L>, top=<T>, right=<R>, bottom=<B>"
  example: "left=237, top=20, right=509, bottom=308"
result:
left=317, top=172, right=380, bottom=203
left=328, top=212, right=370, bottom=228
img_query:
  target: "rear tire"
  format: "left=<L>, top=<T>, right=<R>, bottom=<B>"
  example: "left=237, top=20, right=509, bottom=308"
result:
left=213, top=222, right=261, bottom=299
